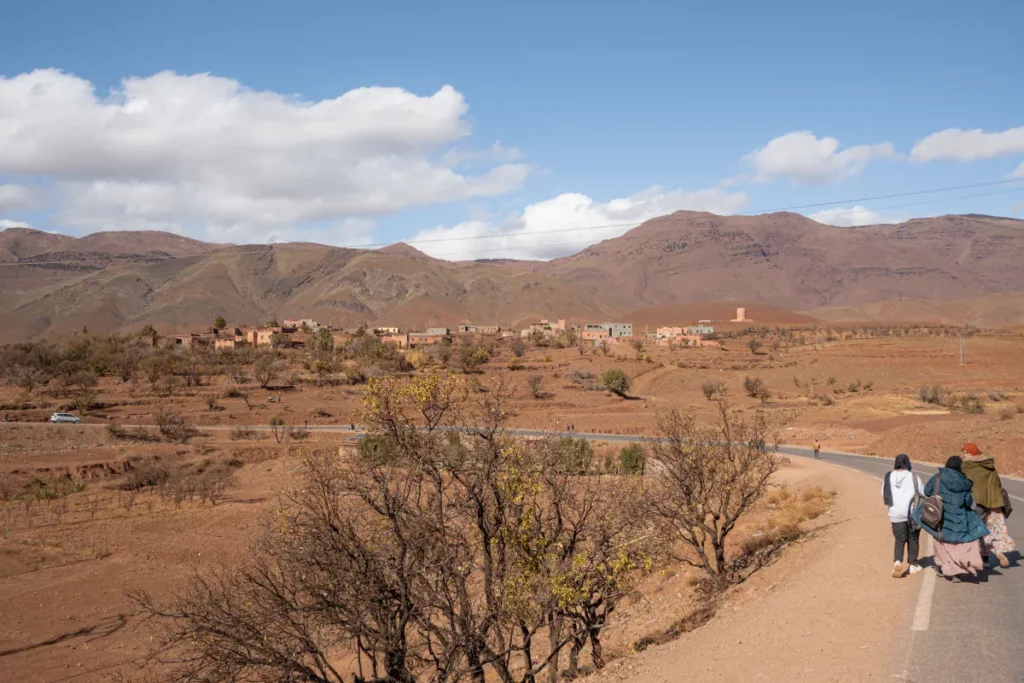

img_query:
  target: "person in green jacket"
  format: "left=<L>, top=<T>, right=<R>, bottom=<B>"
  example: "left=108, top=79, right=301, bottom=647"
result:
left=912, top=456, right=989, bottom=582
left=961, top=443, right=1015, bottom=569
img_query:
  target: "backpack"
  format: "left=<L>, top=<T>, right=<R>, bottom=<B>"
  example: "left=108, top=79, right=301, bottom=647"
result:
left=918, top=470, right=944, bottom=538
left=908, top=476, right=927, bottom=530
left=1003, top=488, right=1013, bottom=519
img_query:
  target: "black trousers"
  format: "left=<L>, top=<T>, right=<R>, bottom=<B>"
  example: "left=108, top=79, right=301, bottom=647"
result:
left=892, top=521, right=920, bottom=564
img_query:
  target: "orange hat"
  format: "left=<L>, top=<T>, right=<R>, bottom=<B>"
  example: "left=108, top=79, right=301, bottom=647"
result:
left=963, top=443, right=982, bottom=456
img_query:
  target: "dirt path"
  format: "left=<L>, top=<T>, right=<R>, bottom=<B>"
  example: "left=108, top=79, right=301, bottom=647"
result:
left=585, top=458, right=917, bottom=682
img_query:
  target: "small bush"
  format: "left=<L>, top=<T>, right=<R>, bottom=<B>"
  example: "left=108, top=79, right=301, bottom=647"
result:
left=999, top=406, right=1016, bottom=421
left=743, top=376, right=770, bottom=403
left=815, top=393, right=835, bottom=406
left=312, top=407, right=332, bottom=418
left=123, top=459, right=172, bottom=490
left=155, top=409, right=198, bottom=443
left=619, top=443, right=646, bottom=475
left=527, top=375, right=544, bottom=399
left=230, top=426, right=262, bottom=441
left=548, top=437, right=594, bottom=474
left=951, top=393, right=984, bottom=414
left=602, top=368, right=630, bottom=396
left=988, top=391, right=1008, bottom=402
left=287, top=425, right=311, bottom=441
left=701, top=381, right=726, bottom=401
left=917, top=385, right=945, bottom=405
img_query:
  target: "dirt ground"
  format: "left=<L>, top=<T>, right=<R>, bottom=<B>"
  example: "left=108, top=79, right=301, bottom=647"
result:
left=4, top=333, right=1023, bottom=475
left=3, top=329, right=1023, bottom=681
left=1, top=425, right=839, bottom=682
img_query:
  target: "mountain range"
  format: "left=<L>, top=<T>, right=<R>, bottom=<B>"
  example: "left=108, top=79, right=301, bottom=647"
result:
left=2, top=211, right=1024, bottom=342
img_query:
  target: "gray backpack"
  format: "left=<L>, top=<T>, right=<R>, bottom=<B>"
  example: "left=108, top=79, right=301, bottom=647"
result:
left=918, top=470, right=944, bottom=539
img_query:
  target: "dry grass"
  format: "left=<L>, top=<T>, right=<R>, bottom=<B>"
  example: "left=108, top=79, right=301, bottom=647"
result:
left=743, top=485, right=837, bottom=555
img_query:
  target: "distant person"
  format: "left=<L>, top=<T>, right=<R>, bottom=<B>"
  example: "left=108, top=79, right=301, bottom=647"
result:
left=813, top=440, right=821, bottom=459
left=913, top=456, right=990, bottom=582
left=882, top=454, right=925, bottom=578
left=961, top=443, right=1015, bottom=568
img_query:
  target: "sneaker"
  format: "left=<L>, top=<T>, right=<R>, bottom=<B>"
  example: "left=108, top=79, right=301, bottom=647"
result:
left=950, top=575, right=962, bottom=583
left=996, top=552, right=1010, bottom=568
left=908, top=564, right=923, bottom=575
left=892, top=561, right=909, bottom=578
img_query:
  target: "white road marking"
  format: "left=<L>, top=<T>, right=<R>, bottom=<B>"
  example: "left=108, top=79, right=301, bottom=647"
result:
left=911, top=535, right=936, bottom=632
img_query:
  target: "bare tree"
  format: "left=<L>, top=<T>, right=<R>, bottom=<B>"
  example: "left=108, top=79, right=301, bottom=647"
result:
left=647, top=399, right=781, bottom=583
left=255, top=354, right=282, bottom=389
left=135, top=373, right=655, bottom=683
left=268, top=414, right=286, bottom=444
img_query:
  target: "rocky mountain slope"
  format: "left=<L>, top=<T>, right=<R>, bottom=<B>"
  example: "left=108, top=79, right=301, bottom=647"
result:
left=2, top=212, right=1024, bottom=341
left=0, top=241, right=617, bottom=342
left=539, top=212, right=1024, bottom=311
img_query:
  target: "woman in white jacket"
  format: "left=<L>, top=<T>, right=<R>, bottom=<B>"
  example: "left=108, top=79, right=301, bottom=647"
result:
left=882, top=454, right=925, bottom=578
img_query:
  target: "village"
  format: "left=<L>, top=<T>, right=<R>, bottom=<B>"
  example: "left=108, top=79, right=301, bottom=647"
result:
left=163, top=308, right=753, bottom=353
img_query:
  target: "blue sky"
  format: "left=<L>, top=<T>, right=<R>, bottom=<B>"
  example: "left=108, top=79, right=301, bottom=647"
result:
left=1, top=0, right=1022, bottom=259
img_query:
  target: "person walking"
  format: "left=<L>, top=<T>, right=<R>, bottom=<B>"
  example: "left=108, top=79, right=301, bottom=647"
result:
left=913, top=456, right=990, bottom=582
left=813, top=439, right=821, bottom=459
left=961, top=443, right=1016, bottom=568
left=882, top=454, right=925, bottom=578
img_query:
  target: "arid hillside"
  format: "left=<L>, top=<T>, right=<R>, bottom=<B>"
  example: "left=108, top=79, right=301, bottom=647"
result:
left=541, top=212, right=1024, bottom=311
left=4, top=211, right=1024, bottom=340
left=0, top=242, right=618, bottom=342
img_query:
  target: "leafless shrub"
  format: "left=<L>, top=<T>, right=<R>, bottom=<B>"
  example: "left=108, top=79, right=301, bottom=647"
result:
left=155, top=408, right=198, bottom=443
left=124, top=459, right=172, bottom=490
left=85, top=493, right=103, bottom=522
left=229, top=426, right=262, bottom=441
left=647, top=399, right=786, bottom=586
left=135, top=374, right=657, bottom=683
left=119, top=490, right=138, bottom=515
left=50, top=495, right=70, bottom=526
left=286, top=425, right=310, bottom=441
left=743, top=376, right=769, bottom=403
left=701, top=381, right=726, bottom=401
left=268, top=415, right=286, bottom=444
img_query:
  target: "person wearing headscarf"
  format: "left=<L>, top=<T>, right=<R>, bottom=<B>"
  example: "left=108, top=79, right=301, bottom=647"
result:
left=960, top=443, right=1016, bottom=568
left=881, top=454, right=925, bottom=578
left=913, top=455, right=990, bottom=581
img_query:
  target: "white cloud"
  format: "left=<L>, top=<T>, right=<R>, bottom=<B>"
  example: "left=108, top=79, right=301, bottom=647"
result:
left=808, top=205, right=901, bottom=227
left=744, top=131, right=896, bottom=184
left=0, top=184, right=38, bottom=211
left=1013, top=161, right=1024, bottom=178
left=410, top=186, right=749, bottom=261
left=0, top=219, right=34, bottom=229
left=911, top=127, right=1024, bottom=162
left=0, top=69, right=528, bottom=243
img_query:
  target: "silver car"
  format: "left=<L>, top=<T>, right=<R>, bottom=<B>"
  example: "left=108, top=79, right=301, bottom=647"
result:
left=49, top=412, right=81, bottom=424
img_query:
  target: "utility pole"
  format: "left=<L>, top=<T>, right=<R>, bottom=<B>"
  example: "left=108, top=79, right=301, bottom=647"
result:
left=959, top=334, right=967, bottom=366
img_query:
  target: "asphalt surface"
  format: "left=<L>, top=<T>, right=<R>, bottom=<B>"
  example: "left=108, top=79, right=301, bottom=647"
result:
left=63, top=422, right=1023, bottom=680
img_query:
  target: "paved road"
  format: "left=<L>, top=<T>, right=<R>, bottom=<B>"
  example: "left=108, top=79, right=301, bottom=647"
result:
left=63, top=422, right=1023, bottom=680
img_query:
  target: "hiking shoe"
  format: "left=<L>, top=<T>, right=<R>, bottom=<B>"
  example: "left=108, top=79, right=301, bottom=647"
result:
left=908, top=564, right=923, bottom=575
left=949, top=575, right=962, bottom=583
left=997, top=552, right=1010, bottom=568
left=892, top=561, right=909, bottom=578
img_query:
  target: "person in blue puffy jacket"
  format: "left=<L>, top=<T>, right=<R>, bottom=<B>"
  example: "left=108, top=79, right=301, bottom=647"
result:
left=912, top=456, right=989, bottom=582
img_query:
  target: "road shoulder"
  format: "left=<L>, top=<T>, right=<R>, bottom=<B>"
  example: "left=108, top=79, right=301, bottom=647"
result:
left=587, top=457, right=920, bottom=682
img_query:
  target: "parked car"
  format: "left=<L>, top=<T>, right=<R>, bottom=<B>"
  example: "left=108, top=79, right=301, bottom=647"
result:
left=49, top=412, right=81, bottom=424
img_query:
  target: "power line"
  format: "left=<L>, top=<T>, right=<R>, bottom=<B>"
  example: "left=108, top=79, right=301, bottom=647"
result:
left=418, top=184, right=1024, bottom=259
left=331, top=178, right=1024, bottom=250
